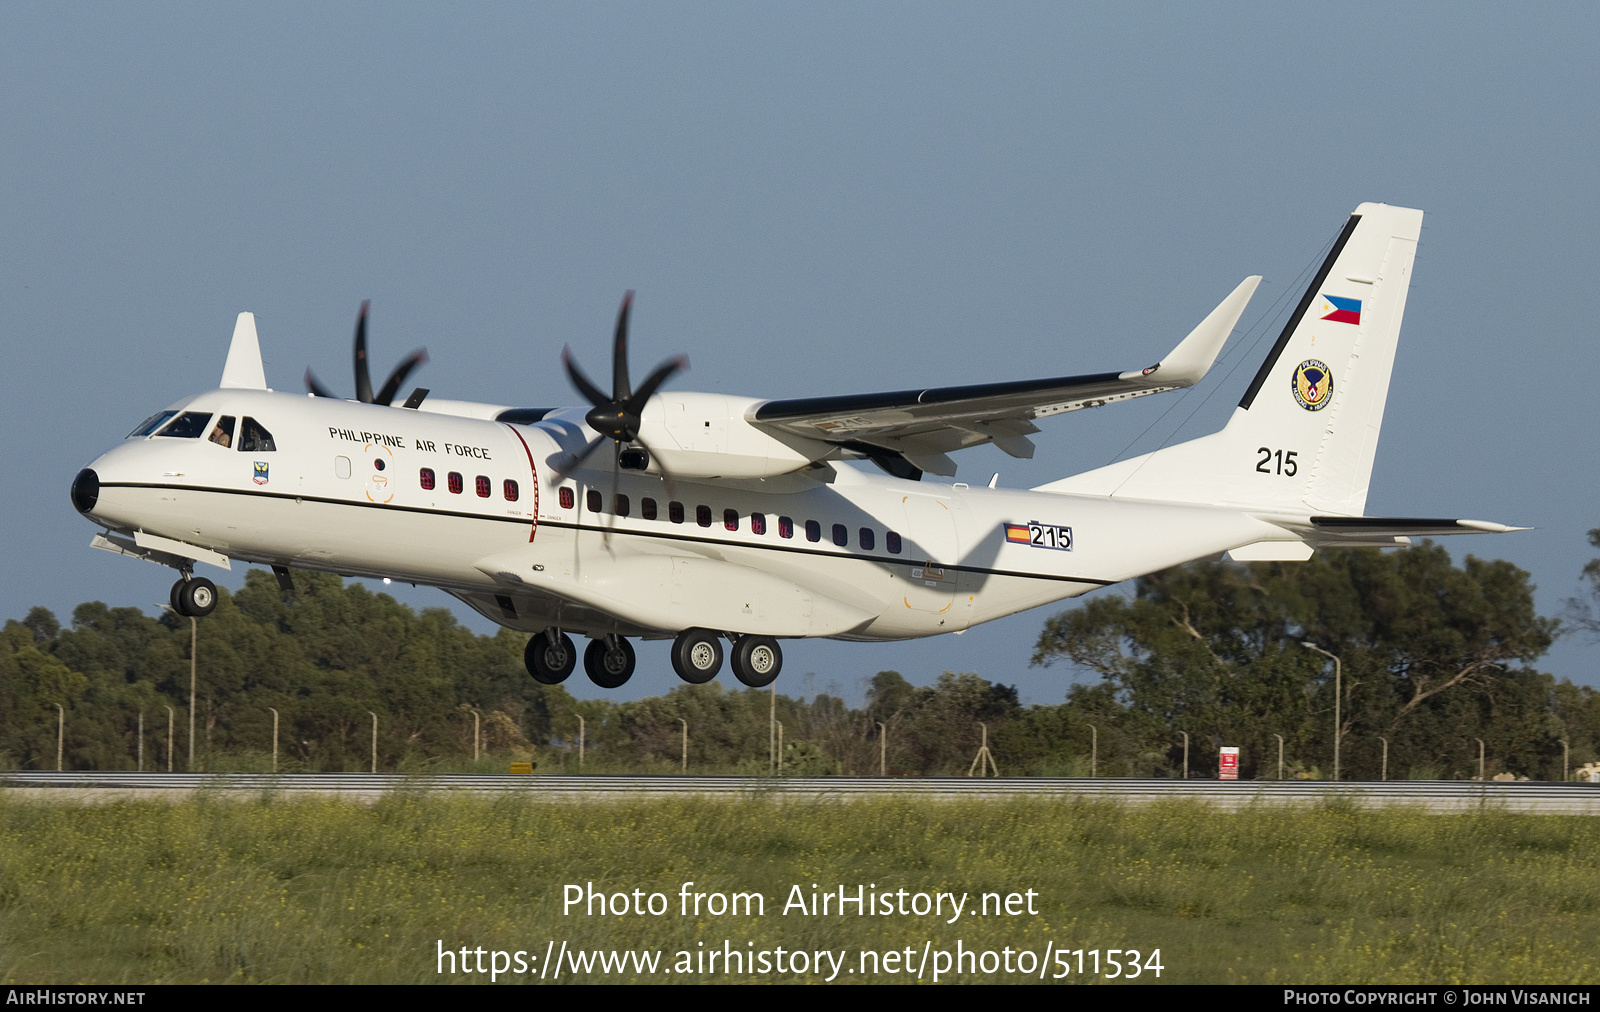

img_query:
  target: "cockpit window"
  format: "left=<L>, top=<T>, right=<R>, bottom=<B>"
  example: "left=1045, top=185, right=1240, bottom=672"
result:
left=156, top=412, right=213, bottom=439
left=128, top=411, right=177, bottom=438
left=208, top=416, right=236, bottom=448
left=237, top=417, right=276, bottom=452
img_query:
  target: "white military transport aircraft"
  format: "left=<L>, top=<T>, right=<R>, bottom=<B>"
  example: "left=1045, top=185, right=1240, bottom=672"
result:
left=70, top=202, right=1521, bottom=689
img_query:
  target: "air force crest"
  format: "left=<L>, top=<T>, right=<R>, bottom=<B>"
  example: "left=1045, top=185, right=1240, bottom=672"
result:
left=253, top=461, right=269, bottom=485
left=1292, top=359, right=1333, bottom=411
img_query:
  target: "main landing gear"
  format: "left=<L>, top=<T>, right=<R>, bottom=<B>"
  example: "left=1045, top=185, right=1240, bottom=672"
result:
left=584, top=635, right=635, bottom=689
left=523, top=628, right=634, bottom=689
left=730, top=635, right=782, bottom=688
left=522, top=628, right=782, bottom=692
left=670, top=629, right=782, bottom=688
left=168, top=575, right=217, bottom=618
left=670, top=628, right=722, bottom=684
left=524, top=629, right=577, bottom=685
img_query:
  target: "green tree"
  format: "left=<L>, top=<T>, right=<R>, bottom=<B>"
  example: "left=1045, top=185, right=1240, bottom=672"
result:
left=1570, top=527, right=1600, bottom=640
left=1033, top=546, right=1559, bottom=779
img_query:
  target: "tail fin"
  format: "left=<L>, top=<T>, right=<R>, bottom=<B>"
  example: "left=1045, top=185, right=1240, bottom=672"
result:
left=1040, top=203, right=1422, bottom=516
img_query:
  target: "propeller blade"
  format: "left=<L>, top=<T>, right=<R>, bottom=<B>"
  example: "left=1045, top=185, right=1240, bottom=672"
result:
left=353, top=300, right=374, bottom=403
left=374, top=349, right=429, bottom=406
left=562, top=347, right=610, bottom=408
left=611, top=291, right=634, bottom=402
left=626, top=355, right=689, bottom=414
left=549, top=433, right=607, bottom=485
left=304, top=368, right=337, bottom=399
left=604, top=440, right=621, bottom=547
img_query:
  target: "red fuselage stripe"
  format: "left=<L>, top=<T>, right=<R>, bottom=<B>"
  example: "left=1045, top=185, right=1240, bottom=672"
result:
left=504, top=423, right=541, bottom=543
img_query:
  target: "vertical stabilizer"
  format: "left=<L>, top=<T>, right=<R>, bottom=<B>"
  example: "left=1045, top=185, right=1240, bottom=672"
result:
left=1039, top=203, right=1423, bottom=517
left=220, top=312, right=268, bottom=390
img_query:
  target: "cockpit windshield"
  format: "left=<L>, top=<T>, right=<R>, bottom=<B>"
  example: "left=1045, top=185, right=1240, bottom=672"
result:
left=155, top=412, right=214, bottom=439
left=127, top=410, right=177, bottom=438
left=238, top=417, right=276, bottom=452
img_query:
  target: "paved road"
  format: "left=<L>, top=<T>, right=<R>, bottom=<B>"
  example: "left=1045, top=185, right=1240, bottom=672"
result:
left=6, top=772, right=1600, bottom=812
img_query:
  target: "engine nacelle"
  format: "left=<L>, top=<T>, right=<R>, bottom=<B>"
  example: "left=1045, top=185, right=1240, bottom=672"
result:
left=640, top=393, right=831, bottom=478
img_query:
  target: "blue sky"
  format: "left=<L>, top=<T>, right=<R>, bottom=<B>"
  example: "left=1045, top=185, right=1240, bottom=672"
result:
left=3, top=4, right=1597, bottom=704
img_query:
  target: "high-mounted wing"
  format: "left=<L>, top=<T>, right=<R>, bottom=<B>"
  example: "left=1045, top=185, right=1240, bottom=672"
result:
left=750, top=276, right=1261, bottom=476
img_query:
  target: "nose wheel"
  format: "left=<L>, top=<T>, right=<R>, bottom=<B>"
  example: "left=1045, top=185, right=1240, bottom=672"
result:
left=584, top=635, right=636, bottom=689
left=168, top=576, right=218, bottom=618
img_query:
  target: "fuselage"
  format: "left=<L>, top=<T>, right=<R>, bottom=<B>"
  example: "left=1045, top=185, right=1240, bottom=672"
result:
left=74, top=388, right=1279, bottom=641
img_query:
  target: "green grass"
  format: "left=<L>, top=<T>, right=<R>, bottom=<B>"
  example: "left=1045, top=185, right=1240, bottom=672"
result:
left=1, top=793, right=1596, bottom=984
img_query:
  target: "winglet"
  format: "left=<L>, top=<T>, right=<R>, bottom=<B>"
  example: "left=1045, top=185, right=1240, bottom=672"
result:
left=220, top=312, right=268, bottom=390
left=1124, top=275, right=1261, bottom=385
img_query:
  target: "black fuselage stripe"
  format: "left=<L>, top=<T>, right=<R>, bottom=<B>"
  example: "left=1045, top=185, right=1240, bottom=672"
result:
left=1237, top=213, right=1363, bottom=411
left=97, top=481, right=1116, bottom=587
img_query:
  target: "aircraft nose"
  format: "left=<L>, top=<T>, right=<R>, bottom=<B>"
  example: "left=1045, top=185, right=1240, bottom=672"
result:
left=71, top=468, right=99, bottom=514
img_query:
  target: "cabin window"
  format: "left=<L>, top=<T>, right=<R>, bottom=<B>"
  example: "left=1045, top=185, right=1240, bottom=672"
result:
left=724, top=508, right=739, bottom=531
left=615, top=494, right=630, bottom=517
left=335, top=456, right=351, bottom=479
left=208, top=416, right=236, bottom=448
left=859, top=527, right=875, bottom=551
left=558, top=487, right=575, bottom=510
left=447, top=471, right=463, bottom=494
left=475, top=475, right=491, bottom=498
left=237, top=417, right=276, bottom=452
left=642, top=497, right=658, bottom=520
left=669, top=501, right=684, bottom=524
left=587, top=489, right=602, bottom=513
left=805, top=520, right=822, bottom=543
left=887, top=531, right=903, bottom=555
left=778, top=516, right=794, bottom=539
left=373, top=458, right=386, bottom=471
left=128, top=410, right=176, bottom=438
left=503, top=479, right=519, bottom=501
left=832, top=523, right=848, bottom=547
left=420, top=468, right=436, bottom=490
left=696, top=505, right=712, bottom=528
left=157, top=411, right=212, bottom=439
left=750, top=513, right=767, bottom=536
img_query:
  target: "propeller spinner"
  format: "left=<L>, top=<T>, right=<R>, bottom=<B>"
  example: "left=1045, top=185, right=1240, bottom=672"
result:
left=305, top=300, right=429, bottom=406
left=552, top=291, right=687, bottom=485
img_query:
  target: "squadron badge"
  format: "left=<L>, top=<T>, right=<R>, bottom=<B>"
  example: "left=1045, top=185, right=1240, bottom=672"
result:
left=252, top=461, right=269, bottom=486
left=1292, top=360, right=1333, bottom=411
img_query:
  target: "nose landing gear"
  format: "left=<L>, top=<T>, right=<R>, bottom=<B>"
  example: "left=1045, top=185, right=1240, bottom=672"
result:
left=168, top=576, right=218, bottom=618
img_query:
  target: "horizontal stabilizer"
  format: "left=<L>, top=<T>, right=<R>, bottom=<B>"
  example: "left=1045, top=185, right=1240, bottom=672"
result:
left=1303, top=516, right=1527, bottom=538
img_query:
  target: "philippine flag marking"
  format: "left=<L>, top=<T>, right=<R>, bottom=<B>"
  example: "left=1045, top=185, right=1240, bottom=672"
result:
left=1004, top=523, right=1031, bottom=544
left=1319, top=294, right=1362, bottom=325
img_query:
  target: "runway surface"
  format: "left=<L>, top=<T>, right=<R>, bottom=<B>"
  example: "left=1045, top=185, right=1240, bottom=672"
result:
left=5, top=772, right=1600, bottom=811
